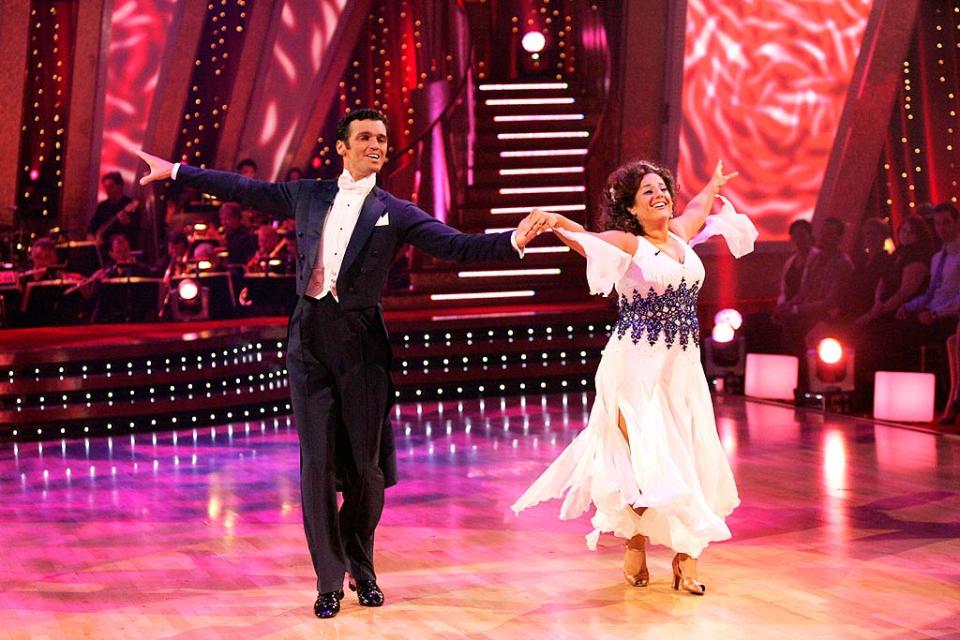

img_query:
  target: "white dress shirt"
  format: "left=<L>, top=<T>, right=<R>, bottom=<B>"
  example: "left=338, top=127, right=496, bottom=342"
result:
left=305, top=170, right=378, bottom=300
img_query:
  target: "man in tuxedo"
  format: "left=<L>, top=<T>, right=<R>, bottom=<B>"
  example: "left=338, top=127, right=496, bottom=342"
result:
left=135, top=108, right=543, bottom=619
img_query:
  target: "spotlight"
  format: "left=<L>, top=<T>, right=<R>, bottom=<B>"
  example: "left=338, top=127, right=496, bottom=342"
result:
left=178, top=279, right=199, bottom=301
left=817, top=338, right=843, bottom=365
left=521, top=31, right=546, bottom=53
left=805, top=336, right=854, bottom=405
left=711, top=323, right=735, bottom=344
left=714, top=308, right=743, bottom=331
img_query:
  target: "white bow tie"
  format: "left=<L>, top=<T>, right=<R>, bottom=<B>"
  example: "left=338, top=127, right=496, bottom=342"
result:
left=338, top=172, right=374, bottom=195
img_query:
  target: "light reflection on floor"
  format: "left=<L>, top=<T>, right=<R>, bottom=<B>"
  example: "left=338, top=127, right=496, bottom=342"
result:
left=1, top=393, right=959, bottom=638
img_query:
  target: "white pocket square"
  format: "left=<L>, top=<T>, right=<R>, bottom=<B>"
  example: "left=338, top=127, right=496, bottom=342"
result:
left=375, top=213, right=390, bottom=227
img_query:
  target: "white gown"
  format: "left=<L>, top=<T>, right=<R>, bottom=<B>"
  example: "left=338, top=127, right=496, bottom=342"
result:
left=511, top=199, right=758, bottom=558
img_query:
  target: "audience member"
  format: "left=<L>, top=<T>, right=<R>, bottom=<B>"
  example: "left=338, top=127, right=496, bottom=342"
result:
left=895, top=203, right=960, bottom=338
left=772, top=217, right=854, bottom=358
left=840, top=217, right=895, bottom=320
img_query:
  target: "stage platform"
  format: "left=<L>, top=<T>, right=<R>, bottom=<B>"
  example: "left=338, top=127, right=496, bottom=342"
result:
left=1, top=394, right=957, bottom=638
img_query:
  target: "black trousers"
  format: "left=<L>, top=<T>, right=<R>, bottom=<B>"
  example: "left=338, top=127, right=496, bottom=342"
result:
left=287, top=294, right=391, bottom=593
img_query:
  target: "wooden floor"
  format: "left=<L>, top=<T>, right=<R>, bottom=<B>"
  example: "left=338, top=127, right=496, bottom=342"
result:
left=1, top=394, right=959, bottom=639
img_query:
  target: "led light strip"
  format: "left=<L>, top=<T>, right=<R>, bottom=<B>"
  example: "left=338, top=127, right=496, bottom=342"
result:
left=484, top=227, right=518, bottom=233
left=479, top=82, right=569, bottom=91
left=430, top=290, right=536, bottom=301
left=432, top=311, right=537, bottom=321
left=457, top=268, right=561, bottom=278
left=498, top=166, right=584, bottom=176
left=494, top=114, right=584, bottom=122
left=497, top=131, right=590, bottom=139
left=490, top=204, right=586, bottom=214
left=524, top=246, right=571, bottom=254
left=500, top=148, right=589, bottom=157
left=485, top=98, right=575, bottom=106
left=499, top=186, right=585, bottom=194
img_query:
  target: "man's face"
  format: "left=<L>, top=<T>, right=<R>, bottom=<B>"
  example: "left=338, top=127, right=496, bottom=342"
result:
left=31, top=246, right=56, bottom=269
left=933, top=211, right=959, bottom=244
left=220, top=209, right=241, bottom=232
left=103, top=178, right=123, bottom=201
left=239, top=165, right=256, bottom=178
left=790, top=226, right=814, bottom=253
left=337, top=119, right=387, bottom=179
left=110, top=236, right=131, bottom=263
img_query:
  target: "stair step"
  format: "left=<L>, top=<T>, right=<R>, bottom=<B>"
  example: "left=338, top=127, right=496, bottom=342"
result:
left=474, top=113, right=599, bottom=133
left=382, top=286, right=593, bottom=311
left=471, top=166, right=587, bottom=186
left=409, top=267, right=581, bottom=290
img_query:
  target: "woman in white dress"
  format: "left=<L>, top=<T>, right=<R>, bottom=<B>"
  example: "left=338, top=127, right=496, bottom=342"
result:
left=511, top=159, right=757, bottom=594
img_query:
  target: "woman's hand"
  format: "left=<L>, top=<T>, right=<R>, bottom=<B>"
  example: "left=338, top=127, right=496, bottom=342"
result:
left=517, top=208, right=559, bottom=245
left=708, top=159, right=738, bottom=195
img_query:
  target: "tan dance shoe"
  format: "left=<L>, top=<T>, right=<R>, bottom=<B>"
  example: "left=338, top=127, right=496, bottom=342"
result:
left=672, top=553, right=706, bottom=595
left=623, top=534, right=649, bottom=587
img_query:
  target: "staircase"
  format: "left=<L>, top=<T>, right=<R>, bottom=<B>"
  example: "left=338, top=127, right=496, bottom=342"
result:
left=382, top=80, right=601, bottom=313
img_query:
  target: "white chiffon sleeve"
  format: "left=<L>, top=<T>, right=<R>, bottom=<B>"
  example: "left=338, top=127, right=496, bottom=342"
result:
left=688, top=195, right=759, bottom=258
left=554, top=228, right=633, bottom=295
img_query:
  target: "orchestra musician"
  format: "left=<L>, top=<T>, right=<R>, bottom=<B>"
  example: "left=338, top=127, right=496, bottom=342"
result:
left=87, top=172, right=140, bottom=256
left=245, top=225, right=293, bottom=274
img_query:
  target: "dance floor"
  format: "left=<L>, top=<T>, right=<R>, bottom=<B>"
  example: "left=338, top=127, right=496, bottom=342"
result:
left=1, top=394, right=958, bottom=639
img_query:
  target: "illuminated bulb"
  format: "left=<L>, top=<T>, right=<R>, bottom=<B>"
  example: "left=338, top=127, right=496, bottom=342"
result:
left=817, top=338, right=843, bottom=365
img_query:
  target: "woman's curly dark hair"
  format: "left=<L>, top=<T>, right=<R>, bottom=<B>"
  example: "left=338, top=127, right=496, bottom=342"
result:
left=603, top=160, right=676, bottom=236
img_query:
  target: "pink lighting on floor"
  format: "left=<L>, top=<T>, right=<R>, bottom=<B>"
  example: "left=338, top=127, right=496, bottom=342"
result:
left=744, top=354, right=798, bottom=400
left=873, top=371, right=935, bottom=422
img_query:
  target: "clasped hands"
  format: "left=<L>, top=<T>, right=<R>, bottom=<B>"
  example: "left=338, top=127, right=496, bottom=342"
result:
left=515, top=208, right=559, bottom=249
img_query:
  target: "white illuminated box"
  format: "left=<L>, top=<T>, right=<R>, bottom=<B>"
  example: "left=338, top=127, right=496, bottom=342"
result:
left=744, top=354, right=798, bottom=400
left=873, top=371, right=935, bottom=422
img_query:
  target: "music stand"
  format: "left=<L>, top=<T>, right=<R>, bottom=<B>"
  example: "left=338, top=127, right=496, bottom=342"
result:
left=19, top=279, right=76, bottom=326
left=56, top=240, right=101, bottom=276
left=240, top=273, right=297, bottom=316
left=172, top=272, right=236, bottom=319
left=92, top=277, right=162, bottom=323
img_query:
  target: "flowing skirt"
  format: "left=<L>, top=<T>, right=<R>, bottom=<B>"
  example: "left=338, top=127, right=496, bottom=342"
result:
left=511, top=337, right=740, bottom=558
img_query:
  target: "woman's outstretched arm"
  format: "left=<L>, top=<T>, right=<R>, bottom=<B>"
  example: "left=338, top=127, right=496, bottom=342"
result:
left=670, top=159, right=738, bottom=243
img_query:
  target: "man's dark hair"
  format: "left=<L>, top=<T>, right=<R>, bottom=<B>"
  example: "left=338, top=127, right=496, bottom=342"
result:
left=167, top=231, right=189, bottom=246
left=32, top=237, right=56, bottom=252
left=335, top=108, right=389, bottom=143
left=933, top=201, right=959, bottom=221
left=236, top=158, right=258, bottom=173
left=788, top=219, right=813, bottom=236
left=822, top=216, right=846, bottom=238
left=101, top=171, right=123, bottom=187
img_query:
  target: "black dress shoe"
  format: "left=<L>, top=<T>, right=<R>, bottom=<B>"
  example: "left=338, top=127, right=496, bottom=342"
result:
left=314, top=589, right=344, bottom=618
left=349, top=580, right=384, bottom=607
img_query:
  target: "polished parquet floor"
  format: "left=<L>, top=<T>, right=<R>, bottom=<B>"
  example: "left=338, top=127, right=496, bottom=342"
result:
left=1, top=394, right=958, bottom=639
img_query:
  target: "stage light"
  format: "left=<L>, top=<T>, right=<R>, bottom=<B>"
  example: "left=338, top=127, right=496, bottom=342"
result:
left=817, top=338, right=843, bottom=364
left=178, top=279, right=199, bottom=301
left=711, top=323, right=735, bottom=343
left=714, top=308, right=743, bottom=331
left=521, top=31, right=546, bottom=53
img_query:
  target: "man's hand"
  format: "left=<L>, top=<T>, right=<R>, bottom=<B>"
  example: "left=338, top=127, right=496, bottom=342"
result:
left=516, top=208, right=557, bottom=248
left=133, top=149, right=175, bottom=186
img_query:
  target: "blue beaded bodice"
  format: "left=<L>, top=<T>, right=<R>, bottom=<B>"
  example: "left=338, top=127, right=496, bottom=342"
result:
left=614, top=277, right=701, bottom=349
